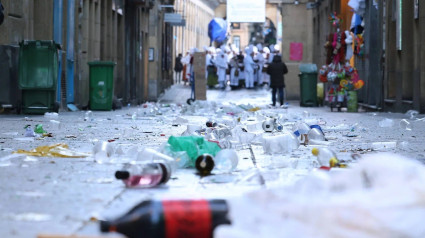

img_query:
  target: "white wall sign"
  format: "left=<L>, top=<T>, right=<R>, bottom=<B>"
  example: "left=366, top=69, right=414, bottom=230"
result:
left=227, top=0, right=266, bottom=23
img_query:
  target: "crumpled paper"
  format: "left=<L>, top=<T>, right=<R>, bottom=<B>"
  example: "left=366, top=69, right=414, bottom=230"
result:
left=14, top=143, right=89, bottom=158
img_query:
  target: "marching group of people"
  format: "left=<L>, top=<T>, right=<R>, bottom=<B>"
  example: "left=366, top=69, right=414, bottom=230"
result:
left=174, top=43, right=288, bottom=107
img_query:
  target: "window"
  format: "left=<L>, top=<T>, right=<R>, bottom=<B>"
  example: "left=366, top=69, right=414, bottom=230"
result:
left=231, top=23, right=241, bottom=29
left=233, top=36, right=240, bottom=50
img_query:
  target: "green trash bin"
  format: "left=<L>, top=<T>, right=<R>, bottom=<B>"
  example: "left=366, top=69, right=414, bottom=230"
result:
left=18, top=40, right=60, bottom=114
left=299, top=64, right=318, bottom=107
left=88, top=61, right=116, bottom=110
left=347, top=90, right=358, bottom=112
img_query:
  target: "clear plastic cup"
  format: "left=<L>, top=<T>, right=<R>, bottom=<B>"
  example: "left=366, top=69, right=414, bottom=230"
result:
left=399, top=119, right=412, bottom=130
left=213, top=149, right=239, bottom=173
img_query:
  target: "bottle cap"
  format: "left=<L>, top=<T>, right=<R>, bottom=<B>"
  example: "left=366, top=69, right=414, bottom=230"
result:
left=115, top=170, right=130, bottom=180
left=311, top=148, right=319, bottom=156
left=100, top=220, right=111, bottom=232
left=158, top=163, right=171, bottom=184
left=195, top=154, right=215, bottom=176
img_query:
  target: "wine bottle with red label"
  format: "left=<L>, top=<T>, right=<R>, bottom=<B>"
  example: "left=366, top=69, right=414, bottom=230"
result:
left=100, top=199, right=231, bottom=238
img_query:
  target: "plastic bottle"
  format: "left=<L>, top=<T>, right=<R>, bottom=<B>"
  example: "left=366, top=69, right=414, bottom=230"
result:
left=100, top=199, right=231, bottom=238
left=115, top=162, right=171, bottom=188
left=137, top=148, right=178, bottom=172
left=311, top=147, right=340, bottom=167
left=195, top=154, right=215, bottom=176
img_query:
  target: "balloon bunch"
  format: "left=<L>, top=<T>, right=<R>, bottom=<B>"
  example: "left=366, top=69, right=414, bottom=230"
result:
left=319, top=63, right=364, bottom=91
left=329, top=12, right=342, bottom=29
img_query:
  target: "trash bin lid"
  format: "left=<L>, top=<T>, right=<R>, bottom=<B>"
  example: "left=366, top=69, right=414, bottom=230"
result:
left=299, top=63, right=318, bottom=73
left=88, top=61, right=116, bottom=66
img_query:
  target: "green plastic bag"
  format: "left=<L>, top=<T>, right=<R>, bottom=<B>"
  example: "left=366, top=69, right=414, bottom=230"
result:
left=167, top=136, right=221, bottom=167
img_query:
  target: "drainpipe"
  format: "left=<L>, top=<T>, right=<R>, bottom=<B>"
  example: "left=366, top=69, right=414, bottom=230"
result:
left=53, top=0, right=63, bottom=103
left=66, top=0, right=75, bottom=104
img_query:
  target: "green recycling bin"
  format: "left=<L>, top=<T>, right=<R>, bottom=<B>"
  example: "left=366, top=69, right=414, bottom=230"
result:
left=299, top=63, right=318, bottom=107
left=18, top=40, right=60, bottom=114
left=88, top=61, right=116, bottom=110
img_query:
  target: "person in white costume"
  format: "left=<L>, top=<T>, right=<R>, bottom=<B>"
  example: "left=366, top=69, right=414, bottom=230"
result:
left=229, top=46, right=240, bottom=89
left=215, top=46, right=229, bottom=90
left=255, top=44, right=266, bottom=85
left=243, top=45, right=256, bottom=89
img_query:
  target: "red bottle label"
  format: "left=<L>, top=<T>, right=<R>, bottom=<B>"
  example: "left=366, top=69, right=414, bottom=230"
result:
left=163, top=200, right=212, bottom=238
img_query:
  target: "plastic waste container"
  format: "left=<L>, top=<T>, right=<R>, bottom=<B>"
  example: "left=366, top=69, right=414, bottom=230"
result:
left=88, top=61, right=116, bottom=111
left=18, top=40, right=60, bottom=114
left=299, top=63, right=318, bottom=107
left=0, top=45, right=21, bottom=112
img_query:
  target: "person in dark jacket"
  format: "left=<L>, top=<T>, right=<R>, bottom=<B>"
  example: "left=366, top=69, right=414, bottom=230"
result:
left=267, top=55, right=288, bottom=107
left=174, top=53, right=184, bottom=84
left=0, top=1, right=4, bottom=26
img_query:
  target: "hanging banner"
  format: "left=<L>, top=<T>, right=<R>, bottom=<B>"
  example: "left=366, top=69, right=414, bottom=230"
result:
left=227, top=0, right=266, bottom=23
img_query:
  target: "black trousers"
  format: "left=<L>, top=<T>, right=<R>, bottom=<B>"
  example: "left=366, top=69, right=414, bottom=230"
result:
left=271, top=87, right=284, bottom=106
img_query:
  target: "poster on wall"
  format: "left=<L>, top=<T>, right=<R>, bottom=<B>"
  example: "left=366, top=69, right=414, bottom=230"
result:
left=290, top=42, right=303, bottom=61
left=227, top=0, right=266, bottom=23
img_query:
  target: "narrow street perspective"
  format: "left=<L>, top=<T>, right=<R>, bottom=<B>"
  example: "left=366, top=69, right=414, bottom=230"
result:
left=1, top=0, right=425, bottom=238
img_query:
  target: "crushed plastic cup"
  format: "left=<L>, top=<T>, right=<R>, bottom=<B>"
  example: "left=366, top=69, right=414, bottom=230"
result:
left=308, top=128, right=325, bottom=141
left=378, top=118, right=394, bottom=127
left=49, top=120, right=61, bottom=130
left=93, top=141, right=115, bottom=163
left=294, top=122, right=311, bottom=134
left=371, top=141, right=397, bottom=150
left=185, top=125, right=202, bottom=134
left=212, top=128, right=232, bottom=140
left=405, top=110, right=419, bottom=119
left=213, top=149, right=239, bottom=173
left=24, top=127, right=36, bottom=137
left=234, top=169, right=265, bottom=186
left=246, top=121, right=263, bottom=132
left=399, top=119, right=412, bottom=131
left=262, top=133, right=300, bottom=155
left=44, top=112, right=59, bottom=118
left=84, top=111, right=93, bottom=122
left=398, top=141, right=410, bottom=150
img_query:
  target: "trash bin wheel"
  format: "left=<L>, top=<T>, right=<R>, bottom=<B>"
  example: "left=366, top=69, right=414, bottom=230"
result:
left=16, top=100, right=22, bottom=114
left=54, top=102, right=60, bottom=113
